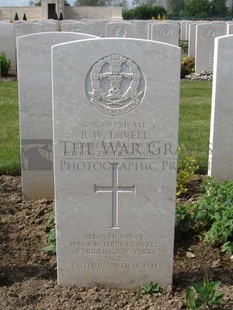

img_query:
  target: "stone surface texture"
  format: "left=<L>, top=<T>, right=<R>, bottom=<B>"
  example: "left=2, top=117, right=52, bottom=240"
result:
left=195, top=23, right=226, bottom=73
left=105, top=22, right=134, bottom=38
left=0, top=23, right=16, bottom=73
left=61, top=21, right=96, bottom=36
left=17, top=32, right=97, bottom=199
left=15, top=22, right=44, bottom=38
left=208, top=34, right=233, bottom=180
left=52, top=38, right=180, bottom=287
left=151, top=23, right=179, bottom=45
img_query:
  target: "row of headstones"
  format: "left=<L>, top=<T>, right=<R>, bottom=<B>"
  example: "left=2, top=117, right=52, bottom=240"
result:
left=180, top=21, right=233, bottom=176
left=174, top=20, right=233, bottom=73
left=187, top=21, right=233, bottom=72
left=2, top=19, right=233, bottom=75
left=180, top=22, right=233, bottom=174
left=0, top=19, right=181, bottom=73
left=0, top=20, right=59, bottom=72
left=16, top=31, right=233, bottom=287
left=180, top=20, right=227, bottom=40
left=1, top=19, right=181, bottom=39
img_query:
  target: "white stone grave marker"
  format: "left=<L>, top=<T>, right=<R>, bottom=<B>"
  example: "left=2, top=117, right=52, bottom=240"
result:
left=17, top=32, right=97, bottom=199
left=105, top=22, right=134, bottom=38
left=195, top=23, right=226, bottom=73
left=52, top=38, right=180, bottom=287
left=15, top=22, right=44, bottom=38
left=208, top=34, right=233, bottom=180
left=188, top=22, right=197, bottom=58
left=133, top=20, right=149, bottom=39
left=0, top=23, right=16, bottom=74
left=151, top=23, right=179, bottom=45
left=61, top=21, right=96, bottom=36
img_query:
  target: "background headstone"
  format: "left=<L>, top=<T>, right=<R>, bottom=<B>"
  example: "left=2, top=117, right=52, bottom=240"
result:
left=188, top=22, right=197, bottom=58
left=180, top=20, right=188, bottom=40
left=208, top=34, right=233, bottom=180
left=52, top=38, right=180, bottom=287
left=185, top=21, right=194, bottom=40
left=0, top=23, right=16, bottom=74
left=91, top=20, right=107, bottom=37
left=133, top=20, right=149, bottom=39
left=17, top=32, right=98, bottom=199
left=151, top=23, right=179, bottom=45
left=195, top=23, right=226, bottom=73
left=105, top=22, right=134, bottom=38
left=41, top=21, right=59, bottom=32
left=15, top=22, right=44, bottom=39
left=227, top=23, right=233, bottom=35
left=61, top=21, right=96, bottom=35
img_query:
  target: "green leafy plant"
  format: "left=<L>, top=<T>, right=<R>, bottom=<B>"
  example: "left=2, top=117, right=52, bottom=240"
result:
left=0, top=53, right=11, bottom=77
left=221, top=241, right=233, bottom=256
left=176, top=177, right=233, bottom=255
left=139, top=282, right=162, bottom=297
left=179, top=40, right=188, bottom=54
left=175, top=203, right=195, bottom=239
left=177, top=149, right=199, bottom=197
left=156, top=13, right=166, bottom=20
left=194, top=178, right=233, bottom=255
left=43, top=228, right=56, bottom=254
left=186, top=277, right=224, bottom=309
left=43, top=208, right=56, bottom=254
left=181, top=55, right=195, bottom=78
left=123, top=5, right=167, bottom=20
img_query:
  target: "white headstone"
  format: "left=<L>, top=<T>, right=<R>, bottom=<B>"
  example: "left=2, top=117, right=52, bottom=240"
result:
left=195, top=23, right=226, bottom=73
left=185, top=21, right=194, bottom=40
left=15, top=23, right=44, bottom=38
left=42, top=21, right=59, bottom=32
left=0, top=23, right=16, bottom=74
left=188, top=21, right=210, bottom=58
left=61, top=21, right=96, bottom=35
left=147, top=21, right=157, bottom=40
left=208, top=34, right=233, bottom=180
left=106, top=22, right=134, bottom=38
left=188, top=22, right=197, bottom=58
left=180, top=20, right=188, bottom=40
left=52, top=38, right=180, bottom=287
left=151, top=23, right=179, bottom=45
left=133, top=20, right=149, bottom=39
left=211, top=21, right=226, bottom=27
left=17, top=32, right=97, bottom=200
left=92, top=21, right=107, bottom=37
left=227, top=23, right=233, bottom=34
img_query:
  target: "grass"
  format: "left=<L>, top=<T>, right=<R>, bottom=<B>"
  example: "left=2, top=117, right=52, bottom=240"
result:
left=179, top=80, right=212, bottom=173
left=0, top=79, right=212, bottom=176
left=0, top=81, right=20, bottom=175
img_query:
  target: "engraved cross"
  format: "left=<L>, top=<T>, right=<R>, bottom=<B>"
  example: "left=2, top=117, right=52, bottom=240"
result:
left=94, top=162, right=136, bottom=229
left=205, top=51, right=213, bottom=68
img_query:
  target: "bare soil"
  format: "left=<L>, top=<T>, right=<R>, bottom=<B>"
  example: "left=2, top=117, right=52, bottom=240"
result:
left=0, top=175, right=232, bottom=310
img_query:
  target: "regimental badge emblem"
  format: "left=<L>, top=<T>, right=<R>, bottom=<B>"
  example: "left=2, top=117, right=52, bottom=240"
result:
left=113, top=26, right=126, bottom=37
left=159, top=26, right=171, bottom=38
left=205, top=27, right=216, bottom=38
left=86, top=53, right=145, bottom=116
